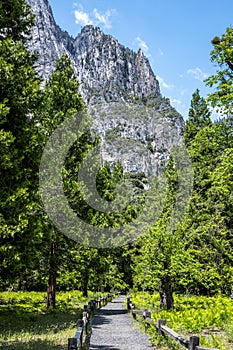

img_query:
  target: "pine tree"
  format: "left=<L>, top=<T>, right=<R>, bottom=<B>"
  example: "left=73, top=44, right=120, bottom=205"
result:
left=184, top=89, right=212, bottom=147
left=0, top=0, right=42, bottom=288
left=38, top=54, right=95, bottom=307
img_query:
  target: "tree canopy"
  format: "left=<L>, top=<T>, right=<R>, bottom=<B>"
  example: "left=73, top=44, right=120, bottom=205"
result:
left=205, top=26, right=233, bottom=114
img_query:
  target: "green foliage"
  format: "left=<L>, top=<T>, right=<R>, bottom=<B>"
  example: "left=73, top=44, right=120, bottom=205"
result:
left=0, top=290, right=104, bottom=349
left=178, top=118, right=233, bottom=295
left=205, top=26, right=233, bottom=114
left=132, top=153, right=186, bottom=309
left=132, top=79, right=233, bottom=303
left=184, top=89, right=212, bottom=147
left=131, top=292, right=232, bottom=349
left=0, top=0, right=35, bottom=43
left=0, top=2, right=43, bottom=288
left=38, top=54, right=84, bottom=135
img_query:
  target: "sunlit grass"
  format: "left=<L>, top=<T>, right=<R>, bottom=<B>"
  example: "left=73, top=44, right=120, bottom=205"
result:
left=0, top=290, right=102, bottom=349
left=131, top=292, right=233, bottom=350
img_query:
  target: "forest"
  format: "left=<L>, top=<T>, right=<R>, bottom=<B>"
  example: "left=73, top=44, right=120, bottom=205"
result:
left=0, top=1, right=233, bottom=348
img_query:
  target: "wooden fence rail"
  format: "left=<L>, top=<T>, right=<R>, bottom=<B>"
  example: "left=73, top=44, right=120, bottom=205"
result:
left=127, top=297, right=220, bottom=350
left=68, top=293, right=113, bottom=350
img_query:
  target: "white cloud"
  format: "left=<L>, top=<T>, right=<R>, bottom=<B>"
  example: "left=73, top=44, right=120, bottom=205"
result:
left=170, top=98, right=182, bottom=106
left=93, top=8, right=113, bottom=29
left=135, top=37, right=149, bottom=54
left=74, top=5, right=115, bottom=29
left=157, top=76, right=174, bottom=90
left=74, top=10, right=93, bottom=26
left=187, top=67, right=208, bottom=82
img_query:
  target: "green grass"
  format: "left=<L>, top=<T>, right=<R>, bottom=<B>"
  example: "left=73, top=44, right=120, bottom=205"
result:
left=130, top=292, right=233, bottom=350
left=0, top=290, right=102, bottom=349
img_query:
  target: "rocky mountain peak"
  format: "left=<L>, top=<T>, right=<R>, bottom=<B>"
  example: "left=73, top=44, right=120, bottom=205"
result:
left=26, top=0, right=184, bottom=176
left=27, top=0, right=160, bottom=104
left=72, top=24, right=160, bottom=104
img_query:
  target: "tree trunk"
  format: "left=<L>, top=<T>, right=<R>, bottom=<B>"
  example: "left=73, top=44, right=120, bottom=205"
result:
left=82, top=271, right=89, bottom=297
left=46, top=241, right=57, bottom=309
left=159, top=275, right=174, bottom=310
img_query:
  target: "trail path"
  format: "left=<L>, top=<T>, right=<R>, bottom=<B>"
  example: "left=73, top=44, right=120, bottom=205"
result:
left=89, top=295, right=154, bottom=350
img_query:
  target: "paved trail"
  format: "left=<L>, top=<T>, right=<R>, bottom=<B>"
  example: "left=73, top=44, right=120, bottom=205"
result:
left=89, top=295, right=154, bottom=350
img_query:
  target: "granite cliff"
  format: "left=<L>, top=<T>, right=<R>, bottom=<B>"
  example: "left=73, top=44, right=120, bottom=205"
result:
left=27, top=0, right=184, bottom=176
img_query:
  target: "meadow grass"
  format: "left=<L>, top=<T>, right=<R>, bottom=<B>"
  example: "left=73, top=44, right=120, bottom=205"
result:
left=131, top=292, right=233, bottom=350
left=0, top=290, right=101, bottom=349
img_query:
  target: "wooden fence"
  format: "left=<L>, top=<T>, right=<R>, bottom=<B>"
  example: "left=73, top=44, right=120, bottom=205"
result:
left=127, top=297, right=220, bottom=350
left=68, top=293, right=113, bottom=350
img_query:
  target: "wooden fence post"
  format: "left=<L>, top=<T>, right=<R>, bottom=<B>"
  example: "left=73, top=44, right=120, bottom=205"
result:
left=76, top=319, right=83, bottom=346
left=158, top=319, right=166, bottom=335
left=68, top=294, right=114, bottom=349
left=83, top=311, right=88, bottom=334
left=189, top=336, right=199, bottom=350
left=127, top=297, right=130, bottom=310
left=143, top=309, right=151, bottom=332
left=68, top=338, right=77, bottom=350
left=143, top=308, right=151, bottom=319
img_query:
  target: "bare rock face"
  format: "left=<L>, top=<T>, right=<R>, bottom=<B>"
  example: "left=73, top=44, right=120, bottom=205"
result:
left=27, top=0, right=75, bottom=80
left=27, top=0, right=184, bottom=176
left=89, top=101, right=184, bottom=177
left=72, top=26, right=160, bottom=105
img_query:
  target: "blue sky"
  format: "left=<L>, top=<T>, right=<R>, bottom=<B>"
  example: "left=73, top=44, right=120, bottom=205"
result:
left=49, top=0, right=233, bottom=119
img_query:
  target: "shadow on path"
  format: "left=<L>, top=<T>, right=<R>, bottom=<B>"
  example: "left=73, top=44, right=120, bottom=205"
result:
left=90, top=346, right=120, bottom=350
left=98, top=308, right=128, bottom=316
left=91, top=314, right=111, bottom=327
left=91, top=307, right=128, bottom=327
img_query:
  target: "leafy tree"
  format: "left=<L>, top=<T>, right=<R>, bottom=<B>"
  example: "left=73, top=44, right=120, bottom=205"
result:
left=178, top=117, right=233, bottom=295
left=0, top=0, right=34, bottom=43
left=132, top=89, right=232, bottom=302
left=132, top=155, right=183, bottom=310
left=205, top=26, right=233, bottom=114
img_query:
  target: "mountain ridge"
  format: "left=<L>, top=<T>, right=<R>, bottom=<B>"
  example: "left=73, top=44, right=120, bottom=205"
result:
left=27, top=0, right=184, bottom=176
left=27, top=0, right=161, bottom=105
